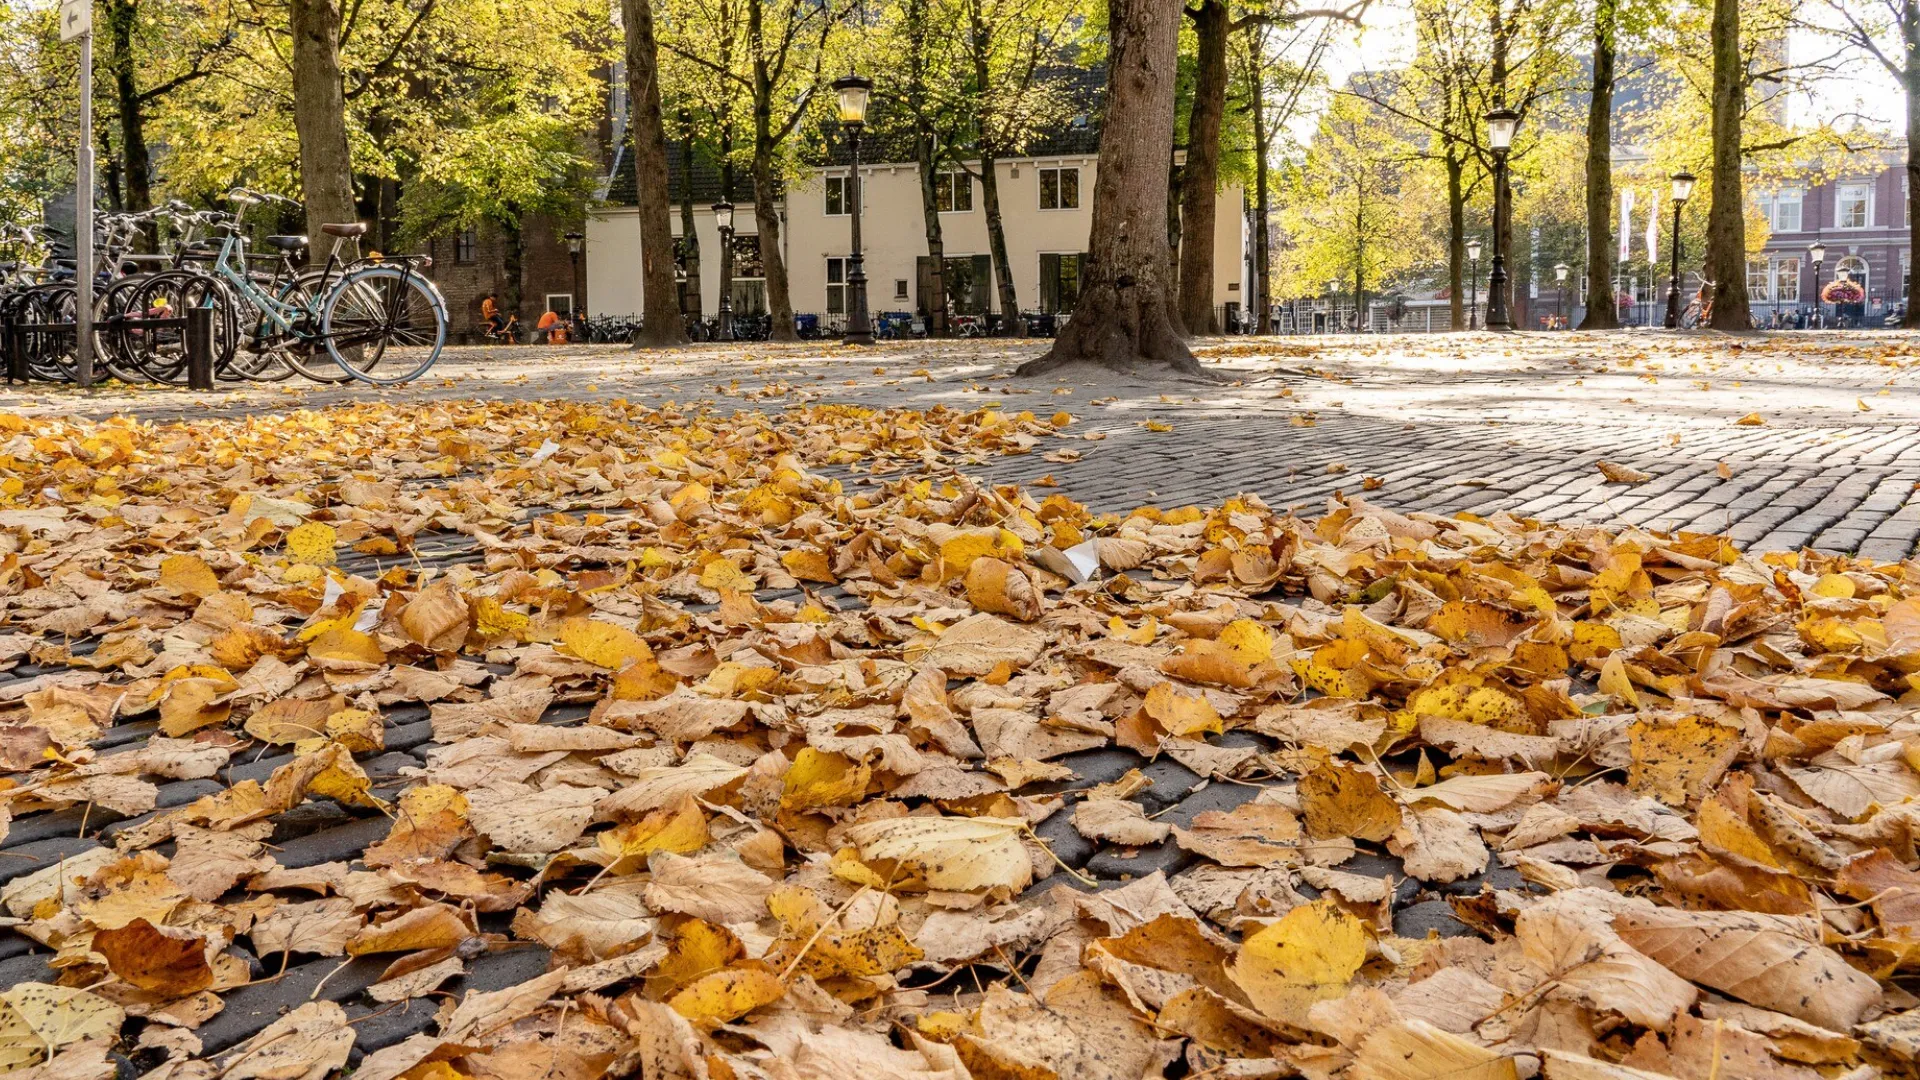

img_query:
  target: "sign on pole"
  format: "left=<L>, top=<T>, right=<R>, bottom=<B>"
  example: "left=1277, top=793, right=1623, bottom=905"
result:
left=58, top=0, right=88, bottom=41
left=64, top=0, right=93, bottom=387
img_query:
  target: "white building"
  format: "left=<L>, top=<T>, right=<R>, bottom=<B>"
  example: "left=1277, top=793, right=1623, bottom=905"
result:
left=588, top=140, right=1250, bottom=332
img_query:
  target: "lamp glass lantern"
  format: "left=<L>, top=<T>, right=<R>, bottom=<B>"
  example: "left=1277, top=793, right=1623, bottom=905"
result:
left=711, top=201, right=734, bottom=233
left=1554, top=262, right=1569, bottom=282
left=1669, top=171, right=1696, bottom=204
left=832, top=73, right=873, bottom=127
left=1485, top=108, right=1519, bottom=152
left=563, top=232, right=583, bottom=255
left=1466, top=239, right=1482, bottom=261
left=1809, top=240, right=1826, bottom=265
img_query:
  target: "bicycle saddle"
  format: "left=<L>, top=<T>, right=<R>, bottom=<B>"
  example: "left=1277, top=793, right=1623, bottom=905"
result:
left=264, top=235, right=309, bottom=252
left=320, top=223, right=367, bottom=238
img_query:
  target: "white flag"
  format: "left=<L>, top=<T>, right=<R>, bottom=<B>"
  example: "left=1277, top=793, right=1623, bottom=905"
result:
left=1619, top=189, right=1634, bottom=262
left=1645, top=189, right=1659, bottom=264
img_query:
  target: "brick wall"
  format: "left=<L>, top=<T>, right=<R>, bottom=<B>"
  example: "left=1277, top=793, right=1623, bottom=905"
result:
left=417, top=212, right=587, bottom=337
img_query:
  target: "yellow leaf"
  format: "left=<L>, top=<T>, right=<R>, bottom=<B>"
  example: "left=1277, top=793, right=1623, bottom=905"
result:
left=698, top=558, right=755, bottom=592
left=1812, top=574, right=1856, bottom=599
left=1298, top=759, right=1401, bottom=842
left=1228, top=900, right=1368, bottom=1027
left=780, top=548, right=836, bottom=583
left=780, top=748, right=872, bottom=809
left=1735, top=412, right=1766, bottom=426
left=598, top=797, right=709, bottom=867
left=1217, top=619, right=1274, bottom=665
left=556, top=616, right=654, bottom=669
left=841, top=815, right=1032, bottom=892
left=668, top=967, right=786, bottom=1023
left=158, top=554, right=220, bottom=599
left=285, top=521, right=338, bottom=566
left=306, top=627, right=385, bottom=666
left=1598, top=652, right=1639, bottom=707
left=1627, top=714, right=1741, bottom=806
left=1143, top=681, right=1223, bottom=736
left=936, top=528, right=1023, bottom=581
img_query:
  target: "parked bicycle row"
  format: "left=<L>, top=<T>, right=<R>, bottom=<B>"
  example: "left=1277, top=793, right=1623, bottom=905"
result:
left=0, top=190, right=448, bottom=386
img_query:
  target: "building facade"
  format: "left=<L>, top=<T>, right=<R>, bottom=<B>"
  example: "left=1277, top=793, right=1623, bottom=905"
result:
left=1751, top=156, right=1910, bottom=321
left=586, top=155, right=1249, bottom=331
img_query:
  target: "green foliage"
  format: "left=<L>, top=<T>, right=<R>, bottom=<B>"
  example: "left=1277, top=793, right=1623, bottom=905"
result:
left=1276, top=92, right=1441, bottom=295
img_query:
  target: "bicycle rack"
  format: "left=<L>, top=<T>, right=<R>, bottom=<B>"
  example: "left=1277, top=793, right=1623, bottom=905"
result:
left=0, top=304, right=213, bottom=389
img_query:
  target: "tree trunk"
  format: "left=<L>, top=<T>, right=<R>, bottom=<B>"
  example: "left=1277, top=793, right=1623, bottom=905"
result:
left=1177, top=0, right=1228, bottom=334
left=289, top=0, right=357, bottom=245
left=978, top=154, right=1020, bottom=333
left=1167, top=156, right=1183, bottom=330
left=1354, top=197, right=1366, bottom=331
left=1251, top=39, right=1272, bottom=334
left=1906, top=34, right=1920, bottom=328
left=1704, top=0, right=1750, bottom=331
left=751, top=151, right=794, bottom=341
left=104, top=0, right=151, bottom=217
left=678, top=122, right=702, bottom=322
left=916, top=135, right=949, bottom=336
left=1446, top=152, right=1465, bottom=330
left=1579, top=0, right=1619, bottom=329
left=1016, top=0, right=1199, bottom=376
left=623, top=0, right=685, bottom=346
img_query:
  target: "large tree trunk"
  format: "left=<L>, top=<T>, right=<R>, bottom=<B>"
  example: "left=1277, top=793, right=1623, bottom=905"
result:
left=916, top=135, right=949, bottom=336
left=979, top=153, right=1020, bottom=333
left=1906, top=40, right=1920, bottom=328
left=289, top=0, right=357, bottom=245
left=104, top=0, right=151, bottom=217
left=1251, top=39, right=1272, bottom=334
left=1579, top=0, right=1619, bottom=329
left=751, top=151, right=794, bottom=341
left=1177, top=0, right=1228, bottom=334
left=679, top=121, right=702, bottom=322
left=1016, top=0, right=1199, bottom=376
left=623, top=0, right=686, bottom=347
left=502, top=216, right=524, bottom=320
left=1446, top=152, right=1465, bottom=330
left=1704, top=0, right=1750, bottom=331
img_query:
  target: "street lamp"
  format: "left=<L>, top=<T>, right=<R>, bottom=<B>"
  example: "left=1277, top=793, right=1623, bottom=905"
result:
left=1466, top=239, right=1482, bottom=330
left=711, top=201, right=735, bottom=342
left=833, top=71, right=875, bottom=346
left=1809, top=240, right=1826, bottom=328
left=1553, top=262, right=1569, bottom=329
left=1327, top=278, right=1341, bottom=333
left=1663, top=171, right=1696, bottom=329
left=1484, top=108, right=1519, bottom=331
left=563, top=232, right=583, bottom=318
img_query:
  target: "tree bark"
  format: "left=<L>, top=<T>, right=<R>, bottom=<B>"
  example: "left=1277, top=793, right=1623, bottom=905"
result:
left=289, top=0, right=357, bottom=245
left=979, top=153, right=1021, bottom=332
left=1579, top=0, right=1619, bottom=329
left=1704, top=0, right=1750, bottom=331
left=749, top=0, right=796, bottom=341
left=1250, top=32, right=1272, bottom=334
left=679, top=120, right=702, bottom=322
left=1016, top=0, right=1200, bottom=377
left=1177, top=0, right=1228, bottom=334
left=1446, top=152, right=1465, bottom=330
left=916, top=135, right=949, bottom=336
left=1907, top=32, right=1920, bottom=328
left=623, top=0, right=686, bottom=347
left=104, top=0, right=151, bottom=216
left=501, top=216, right=524, bottom=320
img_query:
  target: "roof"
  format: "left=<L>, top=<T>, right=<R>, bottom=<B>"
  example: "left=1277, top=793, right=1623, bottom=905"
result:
left=605, top=65, right=1106, bottom=208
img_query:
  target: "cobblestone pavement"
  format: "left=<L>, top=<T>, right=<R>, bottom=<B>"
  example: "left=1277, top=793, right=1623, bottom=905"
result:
left=12, top=328, right=1920, bottom=556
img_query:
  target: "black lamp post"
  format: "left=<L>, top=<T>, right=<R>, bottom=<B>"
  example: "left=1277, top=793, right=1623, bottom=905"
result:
left=1328, top=278, right=1341, bottom=333
left=1466, top=239, right=1482, bottom=330
left=1484, top=108, right=1518, bottom=331
left=711, top=201, right=735, bottom=342
left=563, top=232, right=583, bottom=316
left=1554, top=262, right=1569, bottom=328
left=1663, top=171, right=1696, bottom=329
left=1808, top=240, right=1826, bottom=328
left=833, top=71, right=875, bottom=346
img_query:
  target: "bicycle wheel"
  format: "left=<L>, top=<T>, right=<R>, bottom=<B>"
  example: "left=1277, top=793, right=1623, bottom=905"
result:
left=98, top=276, right=158, bottom=383
left=320, top=265, right=446, bottom=385
left=25, top=286, right=76, bottom=383
left=128, top=272, right=231, bottom=384
left=272, top=271, right=355, bottom=383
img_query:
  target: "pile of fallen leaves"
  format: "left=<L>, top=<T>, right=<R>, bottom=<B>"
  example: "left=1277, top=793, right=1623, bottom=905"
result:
left=4, top=396, right=1920, bottom=1080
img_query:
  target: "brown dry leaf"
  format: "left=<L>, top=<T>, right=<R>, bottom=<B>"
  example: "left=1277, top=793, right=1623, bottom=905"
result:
left=92, top=918, right=214, bottom=996
left=1299, top=759, right=1400, bottom=842
left=1597, top=461, right=1652, bottom=484
left=642, top=851, right=774, bottom=923
left=1073, top=799, right=1172, bottom=846
left=959, top=971, right=1172, bottom=1080
left=1351, top=1019, right=1519, bottom=1080
left=345, top=902, right=473, bottom=955
left=1613, top=904, right=1881, bottom=1029
left=842, top=814, right=1032, bottom=893
left=920, top=613, right=1045, bottom=676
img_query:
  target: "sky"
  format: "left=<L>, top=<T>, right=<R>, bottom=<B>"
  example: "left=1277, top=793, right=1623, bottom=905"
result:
left=1293, top=0, right=1905, bottom=145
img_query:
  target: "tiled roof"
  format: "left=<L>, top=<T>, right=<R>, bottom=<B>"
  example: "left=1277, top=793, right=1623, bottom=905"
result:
left=605, top=140, right=755, bottom=209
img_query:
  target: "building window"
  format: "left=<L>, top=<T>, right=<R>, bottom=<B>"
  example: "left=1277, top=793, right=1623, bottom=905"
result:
left=1040, top=253, right=1084, bottom=313
left=730, top=233, right=768, bottom=315
left=545, top=293, right=574, bottom=315
left=1039, top=166, right=1080, bottom=210
left=1837, top=182, right=1871, bottom=229
left=894, top=278, right=909, bottom=300
left=945, top=254, right=993, bottom=314
left=454, top=228, right=476, bottom=264
left=1773, top=258, right=1800, bottom=304
left=826, top=257, right=847, bottom=314
left=935, top=171, right=972, bottom=213
left=1747, top=259, right=1772, bottom=303
left=1759, top=189, right=1802, bottom=233
left=826, top=175, right=852, bottom=216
